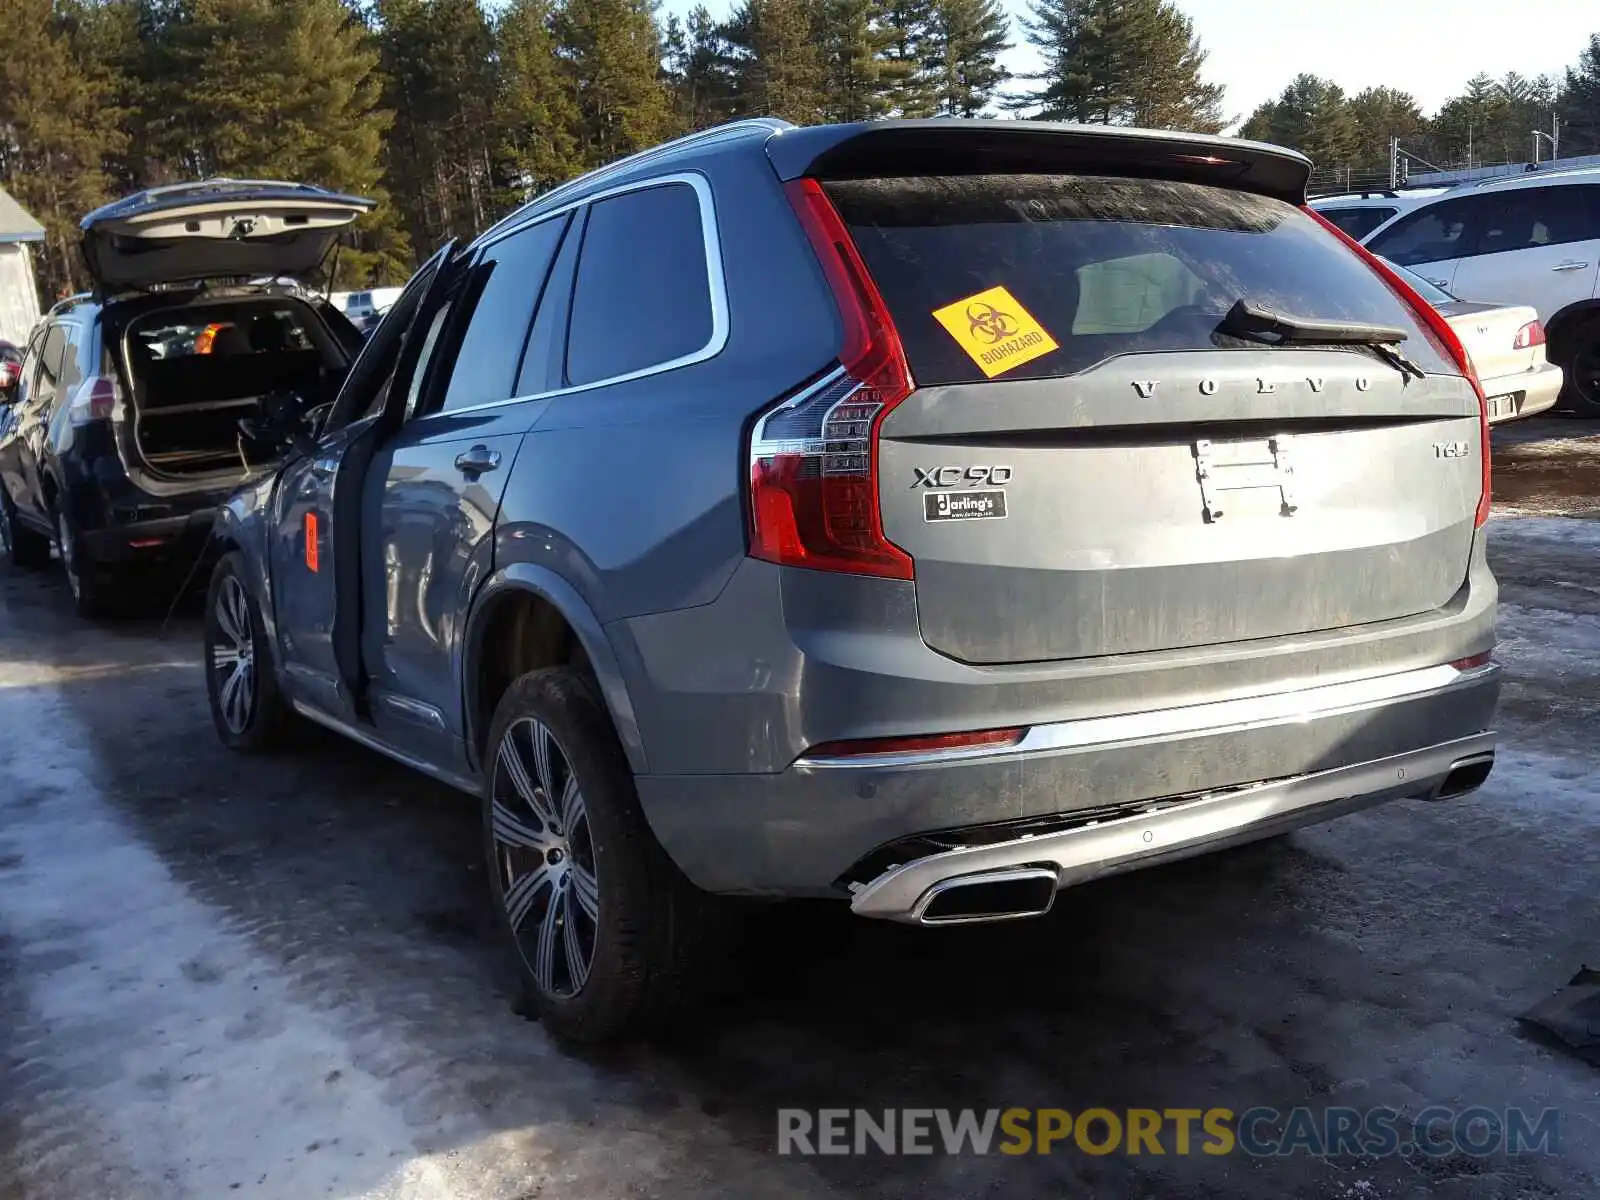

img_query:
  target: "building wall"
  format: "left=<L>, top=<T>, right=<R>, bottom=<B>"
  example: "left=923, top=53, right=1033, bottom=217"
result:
left=0, top=243, right=42, bottom=346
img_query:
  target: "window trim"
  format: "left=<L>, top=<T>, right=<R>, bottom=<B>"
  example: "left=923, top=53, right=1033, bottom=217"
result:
left=424, top=171, right=728, bottom=419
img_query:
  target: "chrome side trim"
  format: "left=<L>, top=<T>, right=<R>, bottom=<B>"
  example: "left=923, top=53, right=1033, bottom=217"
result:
left=799, top=662, right=1496, bottom=770
left=291, top=700, right=478, bottom=795
left=850, top=734, right=1497, bottom=922
left=422, top=171, right=729, bottom=419
left=372, top=689, right=448, bottom=731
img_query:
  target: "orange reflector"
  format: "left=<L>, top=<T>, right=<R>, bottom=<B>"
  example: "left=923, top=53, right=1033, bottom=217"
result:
left=805, top=727, right=1026, bottom=760
left=304, top=512, right=320, bottom=572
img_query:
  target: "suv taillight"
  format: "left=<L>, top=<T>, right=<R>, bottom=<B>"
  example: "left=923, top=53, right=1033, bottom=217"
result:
left=746, top=179, right=913, bottom=580
left=1513, top=320, right=1545, bottom=350
left=67, top=376, right=121, bottom=426
left=1303, top=207, right=1491, bottom=529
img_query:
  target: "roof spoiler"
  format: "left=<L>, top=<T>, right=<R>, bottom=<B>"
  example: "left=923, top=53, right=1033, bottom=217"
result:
left=762, top=120, right=1313, bottom=207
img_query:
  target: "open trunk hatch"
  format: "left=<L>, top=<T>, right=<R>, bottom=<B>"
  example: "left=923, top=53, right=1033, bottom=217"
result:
left=82, top=180, right=375, bottom=293
left=825, top=172, right=1483, bottom=665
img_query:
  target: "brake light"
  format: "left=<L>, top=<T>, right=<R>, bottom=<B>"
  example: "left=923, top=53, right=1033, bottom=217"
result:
left=1303, top=207, right=1491, bottom=528
left=0, top=362, right=15, bottom=389
left=746, top=179, right=913, bottom=579
left=805, top=727, right=1026, bottom=760
left=67, top=376, right=121, bottom=426
left=1513, top=320, right=1545, bottom=350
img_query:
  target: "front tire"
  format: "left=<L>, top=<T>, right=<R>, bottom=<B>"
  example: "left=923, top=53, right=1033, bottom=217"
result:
left=483, top=667, right=732, bottom=1043
left=0, top=488, right=50, bottom=569
left=204, top=551, right=290, bottom=751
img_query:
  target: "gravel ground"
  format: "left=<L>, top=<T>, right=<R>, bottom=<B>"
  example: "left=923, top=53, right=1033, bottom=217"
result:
left=0, top=417, right=1597, bottom=1199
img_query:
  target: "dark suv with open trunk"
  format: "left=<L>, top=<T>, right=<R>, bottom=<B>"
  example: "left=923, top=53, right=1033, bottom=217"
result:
left=201, top=120, right=1500, bottom=1044
left=0, top=180, right=371, bottom=615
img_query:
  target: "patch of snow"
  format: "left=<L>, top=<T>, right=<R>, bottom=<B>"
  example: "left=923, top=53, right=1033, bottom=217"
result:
left=1488, top=513, right=1600, bottom=546
left=0, top=676, right=470, bottom=1199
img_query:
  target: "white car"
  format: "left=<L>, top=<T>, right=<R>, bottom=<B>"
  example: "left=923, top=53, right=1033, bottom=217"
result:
left=1310, top=188, right=1453, bottom=241
left=343, top=286, right=403, bottom=331
left=1387, top=259, right=1563, bottom=424
left=1362, top=167, right=1600, bottom=414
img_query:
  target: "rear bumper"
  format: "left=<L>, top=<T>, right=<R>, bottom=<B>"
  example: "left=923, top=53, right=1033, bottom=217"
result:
left=850, top=735, right=1495, bottom=922
left=77, top=509, right=218, bottom=569
left=1483, top=361, right=1563, bottom=424
left=635, top=660, right=1501, bottom=897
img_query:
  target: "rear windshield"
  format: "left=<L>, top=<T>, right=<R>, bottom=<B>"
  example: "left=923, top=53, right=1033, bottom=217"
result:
left=826, top=175, right=1453, bottom=385
left=131, top=304, right=319, bottom=361
left=1316, top=205, right=1398, bottom=240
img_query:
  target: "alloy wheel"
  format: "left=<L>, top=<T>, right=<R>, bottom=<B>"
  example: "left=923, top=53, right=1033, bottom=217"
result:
left=491, top=717, right=600, bottom=999
left=210, top=574, right=256, bottom=735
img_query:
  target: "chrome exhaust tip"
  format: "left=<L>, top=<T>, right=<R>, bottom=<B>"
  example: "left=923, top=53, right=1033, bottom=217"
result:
left=913, top=867, right=1060, bottom=926
left=1427, top=751, right=1496, bottom=801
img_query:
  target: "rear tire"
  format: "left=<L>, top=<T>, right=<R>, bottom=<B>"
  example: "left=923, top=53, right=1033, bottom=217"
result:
left=55, top=508, right=113, bottom=618
left=204, top=551, right=290, bottom=752
left=482, top=667, right=735, bottom=1044
left=1556, top=315, right=1600, bottom=417
left=0, top=488, right=50, bottom=569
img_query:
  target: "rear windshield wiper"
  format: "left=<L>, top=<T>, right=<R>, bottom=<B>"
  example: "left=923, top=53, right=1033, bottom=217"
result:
left=1218, top=299, right=1426, bottom=381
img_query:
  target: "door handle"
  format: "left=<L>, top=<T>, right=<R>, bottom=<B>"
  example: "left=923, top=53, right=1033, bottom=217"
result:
left=454, top=445, right=501, bottom=476
left=1424, top=278, right=1448, bottom=288
left=1552, top=261, right=1590, bottom=272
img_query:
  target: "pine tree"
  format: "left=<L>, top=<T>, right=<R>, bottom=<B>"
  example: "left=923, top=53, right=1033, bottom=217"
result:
left=922, top=0, right=1009, bottom=117
left=1347, top=86, right=1427, bottom=177
left=1240, top=75, right=1357, bottom=171
left=554, top=0, right=674, bottom=167
left=1013, top=0, right=1223, bottom=133
left=721, top=0, right=825, bottom=124
left=1562, top=33, right=1600, bottom=156
left=373, top=0, right=499, bottom=249
left=0, top=0, right=126, bottom=295
left=494, top=0, right=580, bottom=203
left=817, top=0, right=909, bottom=121
left=133, top=0, right=407, bottom=283
left=879, top=0, right=936, bottom=117
left=662, top=6, right=737, bottom=131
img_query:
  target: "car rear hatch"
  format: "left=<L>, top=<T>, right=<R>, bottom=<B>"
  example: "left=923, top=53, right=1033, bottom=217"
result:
left=761, top=123, right=1486, bottom=666
left=81, top=179, right=375, bottom=293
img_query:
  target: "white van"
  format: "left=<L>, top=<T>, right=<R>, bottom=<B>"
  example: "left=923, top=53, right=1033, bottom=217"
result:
left=1362, top=167, right=1600, bottom=413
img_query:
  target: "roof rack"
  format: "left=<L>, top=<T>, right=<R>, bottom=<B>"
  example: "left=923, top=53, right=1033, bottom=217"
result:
left=481, top=118, right=795, bottom=241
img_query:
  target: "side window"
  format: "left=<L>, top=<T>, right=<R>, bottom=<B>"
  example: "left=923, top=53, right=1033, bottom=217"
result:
left=1477, top=186, right=1600, bottom=256
left=404, top=301, right=454, bottom=419
left=435, top=214, right=569, bottom=413
left=1321, top=207, right=1396, bottom=240
left=17, top=328, right=45, bottom=399
left=33, top=325, right=68, bottom=411
left=1367, top=197, right=1480, bottom=266
left=57, top=325, right=86, bottom=397
left=565, top=182, right=715, bottom=388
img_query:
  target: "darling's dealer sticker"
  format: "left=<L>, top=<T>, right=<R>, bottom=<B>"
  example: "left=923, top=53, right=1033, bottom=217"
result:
left=931, top=285, right=1060, bottom=378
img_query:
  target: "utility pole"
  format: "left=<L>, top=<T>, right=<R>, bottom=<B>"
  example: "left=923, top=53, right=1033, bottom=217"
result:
left=1389, top=136, right=1400, bottom=189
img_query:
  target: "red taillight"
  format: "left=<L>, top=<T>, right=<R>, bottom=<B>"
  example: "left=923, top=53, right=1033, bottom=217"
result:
left=67, top=376, right=121, bottom=426
left=804, top=727, right=1026, bottom=761
left=1302, top=207, right=1491, bottom=528
left=0, top=364, right=15, bottom=389
left=1513, top=320, right=1545, bottom=350
left=747, top=179, right=913, bottom=580
left=1449, top=651, right=1493, bottom=671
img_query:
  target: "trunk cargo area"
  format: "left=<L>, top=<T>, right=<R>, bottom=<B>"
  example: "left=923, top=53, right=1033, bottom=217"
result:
left=120, top=296, right=347, bottom=478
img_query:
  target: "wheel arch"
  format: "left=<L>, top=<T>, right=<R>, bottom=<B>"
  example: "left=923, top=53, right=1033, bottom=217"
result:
left=1543, top=299, right=1600, bottom=357
left=463, top=564, right=648, bottom=776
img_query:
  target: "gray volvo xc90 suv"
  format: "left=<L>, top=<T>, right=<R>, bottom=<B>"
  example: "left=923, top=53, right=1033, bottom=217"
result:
left=203, top=119, right=1500, bottom=1042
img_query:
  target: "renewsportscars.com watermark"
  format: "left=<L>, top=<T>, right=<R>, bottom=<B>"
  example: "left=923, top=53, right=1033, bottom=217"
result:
left=777, top=1107, right=1561, bottom=1158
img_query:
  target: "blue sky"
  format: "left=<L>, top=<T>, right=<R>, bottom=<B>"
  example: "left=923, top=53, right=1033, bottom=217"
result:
left=657, top=0, right=1597, bottom=126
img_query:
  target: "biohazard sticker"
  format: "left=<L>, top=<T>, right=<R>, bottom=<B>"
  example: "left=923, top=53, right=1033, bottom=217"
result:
left=932, top=285, right=1060, bottom=379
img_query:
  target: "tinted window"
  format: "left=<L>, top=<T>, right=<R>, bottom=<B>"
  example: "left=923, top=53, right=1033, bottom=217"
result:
left=438, top=215, right=568, bottom=412
left=33, top=324, right=68, bottom=410
left=1318, top=206, right=1398, bottom=240
left=1477, top=185, right=1600, bottom=255
left=1366, top=195, right=1488, bottom=266
left=565, top=183, right=713, bottom=387
left=1384, top=260, right=1455, bottom=305
left=829, top=174, right=1454, bottom=384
